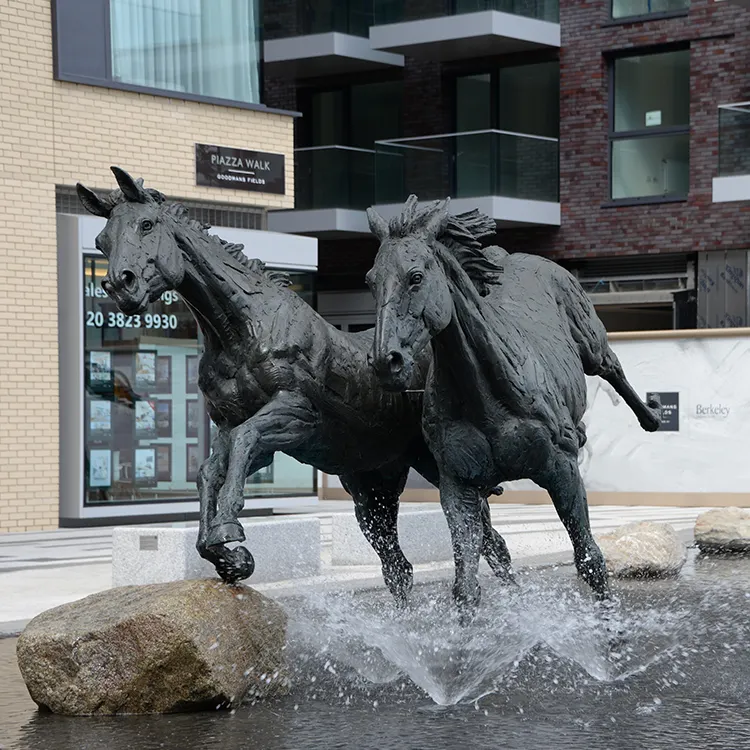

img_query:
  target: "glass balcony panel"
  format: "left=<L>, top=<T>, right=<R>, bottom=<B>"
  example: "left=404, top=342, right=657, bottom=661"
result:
left=298, top=0, right=374, bottom=36
left=374, top=130, right=559, bottom=204
left=718, top=103, right=750, bottom=178
left=295, top=146, right=375, bottom=210
left=373, top=0, right=559, bottom=25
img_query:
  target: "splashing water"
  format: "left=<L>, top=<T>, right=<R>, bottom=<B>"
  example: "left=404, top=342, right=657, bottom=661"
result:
left=284, top=571, right=692, bottom=706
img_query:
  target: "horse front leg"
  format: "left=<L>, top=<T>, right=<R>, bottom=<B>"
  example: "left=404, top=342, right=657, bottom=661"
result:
left=205, top=391, right=317, bottom=552
left=408, top=441, right=514, bottom=583
left=196, top=426, right=255, bottom=584
left=440, top=474, right=484, bottom=623
left=341, top=466, right=413, bottom=607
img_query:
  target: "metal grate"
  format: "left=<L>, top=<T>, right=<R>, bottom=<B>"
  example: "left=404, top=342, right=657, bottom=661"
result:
left=55, top=186, right=266, bottom=230
left=563, top=253, right=690, bottom=280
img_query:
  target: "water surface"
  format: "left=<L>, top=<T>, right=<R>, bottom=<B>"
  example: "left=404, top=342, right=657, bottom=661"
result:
left=2, top=557, right=749, bottom=750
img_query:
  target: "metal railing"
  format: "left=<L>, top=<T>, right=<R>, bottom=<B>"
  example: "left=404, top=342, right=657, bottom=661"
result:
left=373, top=0, right=559, bottom=25
left=718, top=102, right=750, bottom=177
left=374, top=129, right=559, bottom=204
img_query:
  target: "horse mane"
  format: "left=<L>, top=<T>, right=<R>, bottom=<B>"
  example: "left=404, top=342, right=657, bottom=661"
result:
left=385, top=196, right=504, bottom=296
left=97, top=182, right=291, bottom=288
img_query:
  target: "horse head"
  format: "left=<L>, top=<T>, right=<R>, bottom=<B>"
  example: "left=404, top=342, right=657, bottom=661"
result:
left=365, top=196, right=454, bottom=391
left=76, top=167, right=183, bottom=315
left=366, top=196, right=502, bottom=392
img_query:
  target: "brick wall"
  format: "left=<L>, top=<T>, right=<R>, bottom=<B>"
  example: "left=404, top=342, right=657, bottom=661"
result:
left=0, top=0, right=295, bottom=532
left=497, top=0, right=750, bottom=259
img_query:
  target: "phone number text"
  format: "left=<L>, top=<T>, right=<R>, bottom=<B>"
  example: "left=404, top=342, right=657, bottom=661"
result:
left=86, top=311, right=179, bottom=330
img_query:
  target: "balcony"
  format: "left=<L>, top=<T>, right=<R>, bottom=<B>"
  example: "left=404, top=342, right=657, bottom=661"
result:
left=374, top=129, right=560, bottom=225
left=369, top=0, right=559, bottom=61
left=264, top=1, right=403, bottom=78
left=713, top=103, right=750, bottom=203
left=269, top=146, right=377, bottom=238
left=268, top=130, right=560, bottom=237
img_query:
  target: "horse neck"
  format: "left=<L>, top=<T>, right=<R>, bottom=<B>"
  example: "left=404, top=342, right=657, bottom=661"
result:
left=173, top=226, right=264, bottom=351
left=431, top=252, right=521, bottom=404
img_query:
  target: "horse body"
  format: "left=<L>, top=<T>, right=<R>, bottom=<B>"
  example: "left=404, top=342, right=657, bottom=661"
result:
left=76, top=168, right=512, bottom=604
left=366, top=196, right=661, bottom=617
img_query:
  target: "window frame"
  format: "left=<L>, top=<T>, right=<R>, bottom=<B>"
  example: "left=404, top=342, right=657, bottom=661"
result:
left=608, top=0, right=690, bottom=24
left=607, top=45, right=691, bottom=205
left=51, top=0, right=297, bottom=116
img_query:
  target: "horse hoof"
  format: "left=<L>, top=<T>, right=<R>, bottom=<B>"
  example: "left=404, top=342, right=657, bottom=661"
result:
left=215, top=545, right=255, bottom=584
left=206, top=520, right=245, bottom=547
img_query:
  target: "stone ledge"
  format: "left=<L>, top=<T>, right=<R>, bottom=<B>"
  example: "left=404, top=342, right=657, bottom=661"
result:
left=112, top=518, right=321, bottom=587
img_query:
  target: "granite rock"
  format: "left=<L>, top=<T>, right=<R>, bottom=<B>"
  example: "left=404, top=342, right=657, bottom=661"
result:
left=694, top=507, right=750, bottom=554
left=597, top=522, right=686, bottom=578
left=16, top=579, right=287, bottom=715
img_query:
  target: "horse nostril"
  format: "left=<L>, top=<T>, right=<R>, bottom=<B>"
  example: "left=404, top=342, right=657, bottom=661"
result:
left=386, top=351, right=404, bottom=375
left=120, top=270, right=136, bottom=289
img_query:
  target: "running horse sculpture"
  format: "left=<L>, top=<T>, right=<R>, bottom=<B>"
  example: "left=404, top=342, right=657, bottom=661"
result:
left=76, top=167, right=513, bottom=603
left=367, top=196, right=662, bottom=617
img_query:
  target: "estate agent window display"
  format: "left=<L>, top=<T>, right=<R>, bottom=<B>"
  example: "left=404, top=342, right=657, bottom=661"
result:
left=83, top=257, right=315, bottom=506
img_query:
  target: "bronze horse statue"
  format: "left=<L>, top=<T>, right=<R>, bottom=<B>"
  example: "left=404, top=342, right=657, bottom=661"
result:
left=76, top=167, right=513, bottom=603
left=366, top=196, right=661, bottom=617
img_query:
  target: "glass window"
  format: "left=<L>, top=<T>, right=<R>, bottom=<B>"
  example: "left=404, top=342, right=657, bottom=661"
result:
left=611, top=134, right=689, bottom=200
left=498, top=61, right=559, bottom=139
left=110, top=0, right=261, bottom=104
left=83, top=257, right=315, bottom=505
left=610, top=50, right=690, bottom=201
left=612, top=0, right=689, bottom=21
left=614, top=51, right=689, bottom=132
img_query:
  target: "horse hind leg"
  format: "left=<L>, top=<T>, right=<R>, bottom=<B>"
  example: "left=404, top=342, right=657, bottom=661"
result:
left=341, top=468, right=413, bottom=607
left=597, top=348, right=661, bottom=432
left=537, top=450, right=610, bottom=602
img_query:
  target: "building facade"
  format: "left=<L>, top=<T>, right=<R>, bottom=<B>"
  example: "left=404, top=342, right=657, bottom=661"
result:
left=0, top=0, right=318, bottom=532
left=263, top=0, right=750, bottom=333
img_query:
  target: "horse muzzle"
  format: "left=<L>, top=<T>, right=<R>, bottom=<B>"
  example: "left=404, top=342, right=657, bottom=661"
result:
left=101, top=270, right=149, bottom=314
left=370, top=349, right=413, bottom=392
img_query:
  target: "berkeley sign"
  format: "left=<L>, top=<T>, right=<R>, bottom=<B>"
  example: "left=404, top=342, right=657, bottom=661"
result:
left=195, top=143, right=285, bottom=194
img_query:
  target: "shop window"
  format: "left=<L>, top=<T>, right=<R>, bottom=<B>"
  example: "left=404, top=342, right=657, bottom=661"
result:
left=53, top=0, right=262, bottom=106
left=610, top=49, right=690, bottom=201
left=612, top=0, right=689, bottom=21
left=83, top=256, right=315, bottom=505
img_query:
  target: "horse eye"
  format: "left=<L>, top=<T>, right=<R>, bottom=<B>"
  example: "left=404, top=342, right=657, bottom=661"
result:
left=409, top=272, right=424, bottom=287
left=140, top=219, right=154, bottom=232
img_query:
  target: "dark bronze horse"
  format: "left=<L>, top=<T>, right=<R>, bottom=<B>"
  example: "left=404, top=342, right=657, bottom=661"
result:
left=367, top=197, right=661, bottom=616
left=76, top=168, right=513, bottom=603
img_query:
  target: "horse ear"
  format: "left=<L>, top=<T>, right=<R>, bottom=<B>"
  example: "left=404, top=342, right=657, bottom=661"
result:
left=423, top=198, right=450, bottom=241
left=111, top=166, right=148, bottom=203
left=366, top=207, right=389, bottom=242
left=76, top=183, right=111, bottom=218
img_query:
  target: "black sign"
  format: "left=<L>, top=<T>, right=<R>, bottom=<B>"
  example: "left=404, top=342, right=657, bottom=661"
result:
left=195, top=143, right=285, bottom=194
left=648, top=391, right=679, bottom=432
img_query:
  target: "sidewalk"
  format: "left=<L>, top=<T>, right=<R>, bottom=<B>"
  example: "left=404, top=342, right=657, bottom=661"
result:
left=0, top=503, right=707, bottom=635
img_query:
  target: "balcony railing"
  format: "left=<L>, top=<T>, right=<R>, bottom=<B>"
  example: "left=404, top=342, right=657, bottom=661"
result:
left=294, top=146, right=376, bottom=210
left=719, top=102, right=750, bottom=177
left=374, top=129, right=559, bottom=205
left=373, top=0, right=559, bottom=25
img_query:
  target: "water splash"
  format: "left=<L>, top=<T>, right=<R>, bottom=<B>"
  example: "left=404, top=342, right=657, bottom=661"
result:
left=284, top=574, right=690, bottom=705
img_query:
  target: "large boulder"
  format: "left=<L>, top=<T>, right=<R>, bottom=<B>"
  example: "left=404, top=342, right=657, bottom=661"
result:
left=16, top=579, right=287, bottom=715
left=596, top=522, right=686, bottom=578
left=694, top=507, right=750, bottom=554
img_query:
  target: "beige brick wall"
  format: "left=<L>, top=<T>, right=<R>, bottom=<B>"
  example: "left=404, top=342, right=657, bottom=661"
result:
left=0, top=0, right=296, bottom=532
